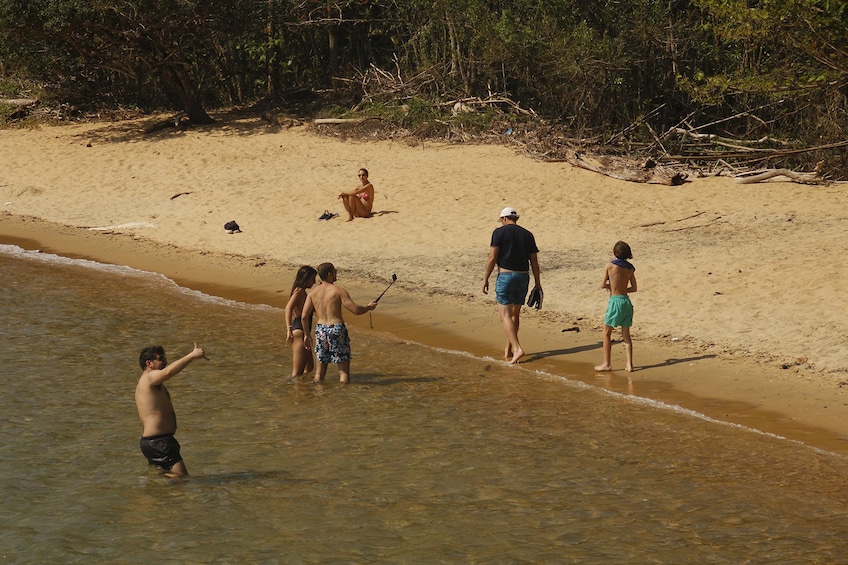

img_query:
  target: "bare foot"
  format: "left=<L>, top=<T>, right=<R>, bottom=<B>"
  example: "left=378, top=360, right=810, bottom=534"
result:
left=594, top=364, right=612, bottom=371
left=509, top=349, right=524, bottom=364
left=504, top=345, right=512, bottom=360
left=625, top=365, right=634, bottom=372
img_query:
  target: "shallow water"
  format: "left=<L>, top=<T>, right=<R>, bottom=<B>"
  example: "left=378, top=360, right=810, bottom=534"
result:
left=2, top=245, right=848, bottom=563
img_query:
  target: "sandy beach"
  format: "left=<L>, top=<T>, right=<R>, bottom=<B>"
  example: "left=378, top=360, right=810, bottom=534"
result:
left=3, top=112, right=848, bottom=451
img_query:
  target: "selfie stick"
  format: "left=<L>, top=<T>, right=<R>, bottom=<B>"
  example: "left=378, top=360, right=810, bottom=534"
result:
left=370, top=274, right=397, bottom=329
left=375, top=273, right=397, bottom=303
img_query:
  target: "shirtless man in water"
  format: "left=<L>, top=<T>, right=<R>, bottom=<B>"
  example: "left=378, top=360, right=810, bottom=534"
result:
left=135, top=343, right=206, bottom=476
left=302, top=263, right=377, bottom=383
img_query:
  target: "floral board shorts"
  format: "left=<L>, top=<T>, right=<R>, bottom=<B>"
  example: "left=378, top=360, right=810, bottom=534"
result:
left=314, top=323, right=352, bottom=364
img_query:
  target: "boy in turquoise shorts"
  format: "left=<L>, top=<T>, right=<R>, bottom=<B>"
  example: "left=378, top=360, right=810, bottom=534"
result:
left=594, top=241, right=638, bottom=372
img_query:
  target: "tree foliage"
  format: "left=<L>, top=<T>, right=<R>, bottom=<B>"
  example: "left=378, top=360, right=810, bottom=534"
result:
left=0, top=0, right=845, bottom=173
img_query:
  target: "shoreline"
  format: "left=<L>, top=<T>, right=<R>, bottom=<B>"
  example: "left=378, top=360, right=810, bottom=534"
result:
left=3, top=213, right=848, bottom=454
left=3, top=115, right=848, bottom=455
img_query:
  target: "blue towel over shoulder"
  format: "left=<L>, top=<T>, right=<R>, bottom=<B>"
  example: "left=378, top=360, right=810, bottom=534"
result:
left=611, top=259, right=635, bottom=270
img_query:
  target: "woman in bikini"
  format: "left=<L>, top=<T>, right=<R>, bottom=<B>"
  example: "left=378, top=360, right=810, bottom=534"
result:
left=338, top=168, right=374, bottom=221
left=285, top=265, right=318, bottom=379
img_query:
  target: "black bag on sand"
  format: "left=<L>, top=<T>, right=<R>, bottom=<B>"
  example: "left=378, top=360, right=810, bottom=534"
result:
left=224, top=220, right=241, bottom=233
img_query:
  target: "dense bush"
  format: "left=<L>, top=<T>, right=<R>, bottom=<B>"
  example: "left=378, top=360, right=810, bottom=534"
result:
left=0, top=0, right=845, bottom=175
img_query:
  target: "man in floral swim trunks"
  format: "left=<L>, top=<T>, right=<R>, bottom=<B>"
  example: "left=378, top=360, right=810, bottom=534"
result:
left=302, top=262, right=378, bottom=383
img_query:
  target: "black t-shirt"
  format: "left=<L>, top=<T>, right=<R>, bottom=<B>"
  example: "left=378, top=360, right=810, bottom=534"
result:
left=490, top=223, right=539, bottom=271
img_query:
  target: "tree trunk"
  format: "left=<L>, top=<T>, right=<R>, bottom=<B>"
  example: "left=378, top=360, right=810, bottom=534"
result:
left=163, top=64, right=215, bottom=125
left=447, top=15, right=459, bottom=78
left=446, top=15, right=469, bottom=94
left=328, top=25, right=340, bottom=86
left=267, top=0, right=277, bottom=95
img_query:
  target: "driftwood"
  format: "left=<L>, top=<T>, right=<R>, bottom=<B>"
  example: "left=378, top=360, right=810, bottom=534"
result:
left=347, top=62, right=535, bottom=119
left=3, top=98, right=38, bottom=122
left=659, top=140, right=848, bottom=162
left=606, top=104, right=667, bottom=144
left=0, top=98, right=38, bottom=107
left=263, top=113, right=303, bottom=128
left=596, top=101, right=847, bottom=180
left=438, top=96, right=537, bottom=118
left=560, top=152, right=688, bottom=186
left=670, top=127, right=791, bottom=151
left=142, top=113, right=189, bottom=134
left=348, top=62, right=437, bottom=113
left=313, top=118, right=368, bottom=125
left=734, top=161, right=825, bottom=184
left=638, top=211, right=706, bottom=228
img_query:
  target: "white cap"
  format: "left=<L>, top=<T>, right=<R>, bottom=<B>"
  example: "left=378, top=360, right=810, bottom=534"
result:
left=499, top=207, right=519, bottom=219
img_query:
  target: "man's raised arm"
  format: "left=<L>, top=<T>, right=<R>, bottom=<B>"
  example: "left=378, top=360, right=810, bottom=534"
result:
left=147, top=343, right=206, bottom=386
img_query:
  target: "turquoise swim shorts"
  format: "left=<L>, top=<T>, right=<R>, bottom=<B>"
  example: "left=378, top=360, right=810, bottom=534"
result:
left=495, top=272, right=530, bottom=305
left=604, top=295, right=633, bottom=328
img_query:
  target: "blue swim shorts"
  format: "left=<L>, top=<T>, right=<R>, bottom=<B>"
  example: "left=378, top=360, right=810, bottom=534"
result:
left=314, top=323, right=352, bottom=364
left=604, top=295, right=633, bottom=328
left=495, top=272, right=530, bottom=305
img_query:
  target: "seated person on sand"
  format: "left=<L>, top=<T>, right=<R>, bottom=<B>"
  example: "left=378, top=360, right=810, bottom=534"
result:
left=338, top=168, right=374, bottom=221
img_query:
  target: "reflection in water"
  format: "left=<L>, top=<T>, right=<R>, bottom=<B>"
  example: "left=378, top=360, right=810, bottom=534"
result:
left=596, top=371, right=635, bottom=395
left=2, top=247, right=848, bottom=562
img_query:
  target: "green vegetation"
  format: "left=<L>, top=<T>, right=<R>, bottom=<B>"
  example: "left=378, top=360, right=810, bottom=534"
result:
left=0, top=0, right=845, bottom=176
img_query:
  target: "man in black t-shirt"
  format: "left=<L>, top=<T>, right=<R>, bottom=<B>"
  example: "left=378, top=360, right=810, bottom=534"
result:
left=482, top=207, right=542, bottom=363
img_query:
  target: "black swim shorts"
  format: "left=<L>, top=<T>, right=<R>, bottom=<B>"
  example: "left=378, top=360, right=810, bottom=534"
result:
left=139, top=433, right=183, bottom=470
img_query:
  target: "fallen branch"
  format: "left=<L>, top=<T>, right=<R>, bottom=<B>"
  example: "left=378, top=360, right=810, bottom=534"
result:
left=638, top=211, right=706, bottom=228
left=0, top=98, right=37, bottom=106
left=734, top=161, right=825, bottom=184
left=670, top=127, right=790, bottom=148
left=665, top=219, right=722, bottom=232
left=606, top=104, right=667, bottom=145
left=314, top=118, right=369, bottom=124
left=438, top=96, right=537, bottom=117
left=142, top=113, right=189, bottom=134
left=667, top=224, right=711, bottom=232
left=3, top=98, right=38, bottom=121
left=686, top=100, right=785, bottom=133
left=660, top=140, right=848, bottom=162
left=566, top=152, right=688, bottom=185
